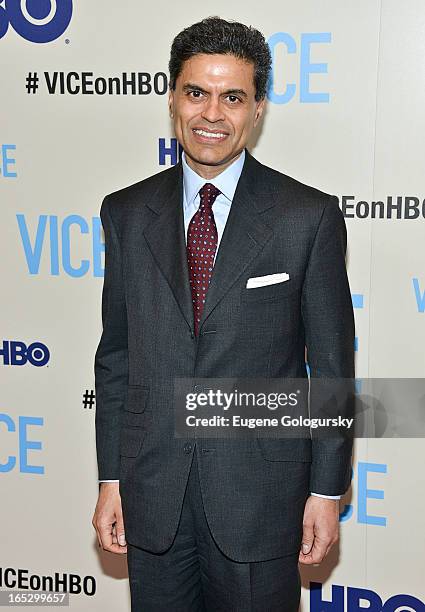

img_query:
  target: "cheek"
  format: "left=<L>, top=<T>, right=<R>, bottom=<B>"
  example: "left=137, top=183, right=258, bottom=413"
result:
left=173, top=114, right=190, bottom=139
left=172, top=120, right=183, bottom=141
left=233, top=123, right=251, bottom=143
left=232, top=113, right=254, bottom=136
left=178, top=111, right=199, bottom=133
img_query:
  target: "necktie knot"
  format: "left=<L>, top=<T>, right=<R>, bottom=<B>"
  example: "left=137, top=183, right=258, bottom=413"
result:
left=199, top=183, right=221, bottom=211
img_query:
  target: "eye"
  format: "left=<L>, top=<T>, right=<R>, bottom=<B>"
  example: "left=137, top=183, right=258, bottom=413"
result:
left=226, top=95, right=241, bottom=104
left=188, top=90, right=204, bottom=99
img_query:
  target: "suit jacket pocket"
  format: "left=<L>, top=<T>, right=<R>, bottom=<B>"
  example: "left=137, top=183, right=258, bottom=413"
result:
left=122, top=385, right=150, bottom=427
left=257, top=438, right=312, bottom=462
left=241, top=277, right=299, bottom=303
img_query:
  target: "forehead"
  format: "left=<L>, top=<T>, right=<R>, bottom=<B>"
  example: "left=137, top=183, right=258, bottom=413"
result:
left=177, top=53, right=255, bottom=92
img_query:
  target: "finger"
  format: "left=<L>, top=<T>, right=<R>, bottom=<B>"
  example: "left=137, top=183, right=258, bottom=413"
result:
left=95, top=527, right=102, bottom=548
left=101, top=518, right=125, bottom=553
left=309, top=536, right=329, bottom=563
left=299, top=548, right=318, bottom=565
left=92, top=517, right=103, bottom=548
left=324, top=544, right=332, bottom=559
left=324, top=536, right=338, bottom=559
left=103, top=542, right=128, bottom=554
left=299, top=535, right=329, bottom=565
left=99, top=521, right=114, bottom=550
left=300, top=521, right=314, bottom=556
left=99, top=524, right=127, bottom=554
left=111, top=523, right=118, bottom=545
left=115, top=514, right=127, bottom=547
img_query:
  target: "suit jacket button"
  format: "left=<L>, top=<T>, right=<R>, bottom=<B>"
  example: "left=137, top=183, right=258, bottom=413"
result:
left=183, top=443, right=193, bottom=454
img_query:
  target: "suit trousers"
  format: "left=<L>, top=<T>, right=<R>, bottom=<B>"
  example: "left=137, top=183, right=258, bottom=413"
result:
left=126, top=445, right=301, bottom=612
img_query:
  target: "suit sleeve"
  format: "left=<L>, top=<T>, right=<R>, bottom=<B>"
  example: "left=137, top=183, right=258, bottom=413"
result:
left=301, top=195, right=355, bottom=496
left=94, top=195, right=128, bottom=480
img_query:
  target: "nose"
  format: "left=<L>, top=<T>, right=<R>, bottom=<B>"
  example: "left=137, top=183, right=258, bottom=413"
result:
left=201, top=96, right=225, bottom=123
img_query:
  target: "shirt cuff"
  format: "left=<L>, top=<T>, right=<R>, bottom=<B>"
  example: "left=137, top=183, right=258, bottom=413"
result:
left=99, top=480, right=120, bottom=483
left=310, top=492, right=341, bottom=500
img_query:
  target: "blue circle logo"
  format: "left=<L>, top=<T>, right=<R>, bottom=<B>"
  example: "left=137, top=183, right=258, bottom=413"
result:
left=0, top=0, right=72, bottom=42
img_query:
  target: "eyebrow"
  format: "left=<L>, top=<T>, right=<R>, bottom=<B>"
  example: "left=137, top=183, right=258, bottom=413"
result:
left=182, top=83, right=248, bottom=99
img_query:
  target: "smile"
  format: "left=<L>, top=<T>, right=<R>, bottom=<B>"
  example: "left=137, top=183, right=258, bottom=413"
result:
left=192, top=129, right=228, bottom=140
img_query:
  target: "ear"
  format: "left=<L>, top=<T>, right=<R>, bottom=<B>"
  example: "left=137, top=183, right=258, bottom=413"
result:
left=168, top=90, right=174, bottom=119
left=253, top=97, right=266, bottom=126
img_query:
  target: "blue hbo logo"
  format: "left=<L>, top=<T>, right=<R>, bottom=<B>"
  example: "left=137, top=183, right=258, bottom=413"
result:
left=0, top=340, right=50, bottom=367
left=310, top=583, right=424, bottom=612
left=0, top=0, right=72, bottom=43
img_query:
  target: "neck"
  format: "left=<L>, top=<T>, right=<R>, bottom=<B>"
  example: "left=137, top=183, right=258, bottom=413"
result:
left=184, top=150, right=243, bottom=179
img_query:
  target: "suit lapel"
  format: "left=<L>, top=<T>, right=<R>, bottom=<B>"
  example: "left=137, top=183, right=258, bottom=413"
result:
left=142, top=150, right=277, bottom=335
left=143, top=162, right=195, bottom=333
left=199, top=151, right=276, bottom=331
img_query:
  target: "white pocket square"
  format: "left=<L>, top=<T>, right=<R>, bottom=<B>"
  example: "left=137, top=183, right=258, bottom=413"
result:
left=246, top=272, right=290, bottom=288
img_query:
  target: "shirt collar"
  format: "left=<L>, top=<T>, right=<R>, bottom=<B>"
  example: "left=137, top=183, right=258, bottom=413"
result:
left=182, top=149, right=246, bottom=210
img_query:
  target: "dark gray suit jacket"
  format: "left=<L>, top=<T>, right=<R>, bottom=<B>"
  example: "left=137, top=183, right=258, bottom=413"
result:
left=94, top=149, right=355, bottom=562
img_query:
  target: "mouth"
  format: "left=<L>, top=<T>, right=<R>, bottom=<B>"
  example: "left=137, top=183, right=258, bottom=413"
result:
left=192, top=128, right=229, bottom=143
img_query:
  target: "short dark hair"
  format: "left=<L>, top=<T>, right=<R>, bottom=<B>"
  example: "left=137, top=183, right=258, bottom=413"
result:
left=168, top=16, right=272, bottom=101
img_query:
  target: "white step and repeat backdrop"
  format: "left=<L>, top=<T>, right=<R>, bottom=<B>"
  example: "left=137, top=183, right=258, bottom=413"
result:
left=2, top=1, right=424, bottom=610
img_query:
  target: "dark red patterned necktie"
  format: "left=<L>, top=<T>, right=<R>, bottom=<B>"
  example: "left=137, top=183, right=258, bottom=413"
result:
left=186, top=183, right=221, bottom=336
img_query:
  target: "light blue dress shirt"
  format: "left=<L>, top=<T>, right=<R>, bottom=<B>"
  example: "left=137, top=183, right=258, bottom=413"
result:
left=100, top=150, right=342, bottom=499
left=182, top=149, right=245, bottom=261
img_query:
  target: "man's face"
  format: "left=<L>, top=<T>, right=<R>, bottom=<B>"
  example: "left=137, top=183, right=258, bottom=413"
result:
left=168, top=53, right=266, bottom=178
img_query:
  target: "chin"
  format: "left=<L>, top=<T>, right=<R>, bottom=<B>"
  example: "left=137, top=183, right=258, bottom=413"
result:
left=185, top=146, right=231, bottom=167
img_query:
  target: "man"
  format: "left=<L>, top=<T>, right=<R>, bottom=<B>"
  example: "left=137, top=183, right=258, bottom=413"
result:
left=92, top=16, right=355, bottom=612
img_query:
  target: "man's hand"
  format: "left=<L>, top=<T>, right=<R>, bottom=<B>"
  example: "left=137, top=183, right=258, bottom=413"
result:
left=298, top=495, right=339, bottom=564
left=92, top=482, right=127, bottom=554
